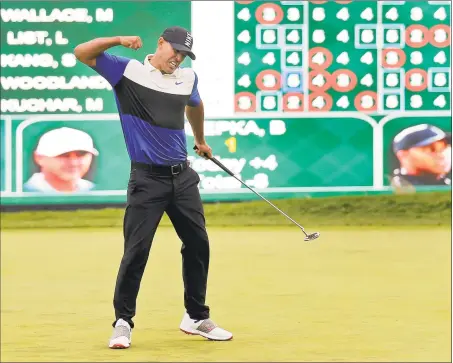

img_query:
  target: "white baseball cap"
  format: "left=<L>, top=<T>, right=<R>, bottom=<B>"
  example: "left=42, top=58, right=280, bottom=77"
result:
left=35, top=127, right=99, bottom=157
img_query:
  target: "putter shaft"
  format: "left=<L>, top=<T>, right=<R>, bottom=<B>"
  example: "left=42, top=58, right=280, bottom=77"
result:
left=193, top=146, right=319, bottom=239
left=208, top=156, right=310, bottom=237
left=229, top=173, right=308, bottom=235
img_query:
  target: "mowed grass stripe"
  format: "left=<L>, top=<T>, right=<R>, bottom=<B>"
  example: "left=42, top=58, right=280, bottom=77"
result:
left=1, top=191, right=451, bottom=229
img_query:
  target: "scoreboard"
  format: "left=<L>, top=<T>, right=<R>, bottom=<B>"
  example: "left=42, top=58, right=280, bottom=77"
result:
left=233, top=0, right=451, bottom=113
left=0, top=1, right=451, bottom=206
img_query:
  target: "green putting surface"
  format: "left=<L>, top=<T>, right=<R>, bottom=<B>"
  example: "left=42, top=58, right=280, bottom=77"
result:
left=2, top=227, right=450, bottom=362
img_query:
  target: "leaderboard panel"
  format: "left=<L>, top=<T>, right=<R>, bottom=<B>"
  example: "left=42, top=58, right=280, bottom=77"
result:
left=234, top=0, right=451, bottom=114
left=1, top=1, right=191, bottom=115
left=1, top=115, right=375, bottom=205
left=1, top=114, right=451, bottom=206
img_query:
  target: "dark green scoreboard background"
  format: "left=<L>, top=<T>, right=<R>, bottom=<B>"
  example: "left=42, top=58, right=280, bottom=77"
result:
left=1, top=1, right=451, bottom=206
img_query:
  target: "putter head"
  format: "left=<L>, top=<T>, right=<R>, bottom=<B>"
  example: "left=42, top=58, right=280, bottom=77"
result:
left=304, top=232, right=320, bottom=242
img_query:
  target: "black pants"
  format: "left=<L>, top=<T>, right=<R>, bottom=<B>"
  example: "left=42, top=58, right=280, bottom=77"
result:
left=113, top=161, right=210, bottom=329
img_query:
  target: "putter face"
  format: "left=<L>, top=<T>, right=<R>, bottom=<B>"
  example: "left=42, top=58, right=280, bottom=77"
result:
left=304, top=232, right=320, bottom=241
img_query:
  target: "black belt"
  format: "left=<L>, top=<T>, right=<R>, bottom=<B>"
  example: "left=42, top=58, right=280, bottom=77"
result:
left=132, top=161, right=189, bottom=176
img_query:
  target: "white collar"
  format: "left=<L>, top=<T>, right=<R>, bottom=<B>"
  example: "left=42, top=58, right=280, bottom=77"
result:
left=143, top=54, right=179, bottom=76
left=144, top=54, right=157, bottom=72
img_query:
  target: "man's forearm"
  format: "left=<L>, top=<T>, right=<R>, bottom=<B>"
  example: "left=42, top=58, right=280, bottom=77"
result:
left=186, top=102, right=206, bottom=144
left=74, top=36, right=121, bottom=65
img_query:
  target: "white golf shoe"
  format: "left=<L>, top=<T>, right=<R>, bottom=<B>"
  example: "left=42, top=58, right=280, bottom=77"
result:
left=179, top=313, right=233, bottom=341
left=109, top=318, right=132, bottom=349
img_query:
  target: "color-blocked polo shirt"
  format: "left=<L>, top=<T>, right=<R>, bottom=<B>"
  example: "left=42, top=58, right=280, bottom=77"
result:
left=92, top=52, right=201, bottom=165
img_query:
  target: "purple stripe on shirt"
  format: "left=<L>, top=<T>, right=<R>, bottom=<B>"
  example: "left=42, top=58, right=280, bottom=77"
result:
left=120, top=114, right=187, bottom=165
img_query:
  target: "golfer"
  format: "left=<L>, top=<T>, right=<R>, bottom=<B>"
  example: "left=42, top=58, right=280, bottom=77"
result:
left=391, top=124, right=451, bottom=186
left=24, top=127, right=97, bottom=193
left=74, top=26, right=232, bottom=349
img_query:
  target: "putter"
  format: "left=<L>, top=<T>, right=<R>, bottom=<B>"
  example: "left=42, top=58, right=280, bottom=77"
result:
left=193, top=147, right=320, bottom=241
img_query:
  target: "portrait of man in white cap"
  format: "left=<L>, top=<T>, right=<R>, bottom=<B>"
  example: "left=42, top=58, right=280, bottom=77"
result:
left=23, top=127, right=99, bottom=193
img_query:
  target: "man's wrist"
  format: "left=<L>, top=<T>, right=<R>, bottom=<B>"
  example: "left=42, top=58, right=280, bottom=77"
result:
left=112, top=36, right=122, bottom=46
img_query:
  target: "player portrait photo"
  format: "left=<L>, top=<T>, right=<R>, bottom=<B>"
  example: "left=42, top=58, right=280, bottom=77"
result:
left=23, top=127, right=99, bottom=193
left=389, top=123, right=452, bottom=187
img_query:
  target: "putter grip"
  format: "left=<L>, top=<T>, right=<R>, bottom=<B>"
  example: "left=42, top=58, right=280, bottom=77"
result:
left=193, top=145, right=235, bottom=177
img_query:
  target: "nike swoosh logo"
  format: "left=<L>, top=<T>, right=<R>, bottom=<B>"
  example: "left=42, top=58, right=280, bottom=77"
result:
left=175, top=81, right=183, bottom=85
